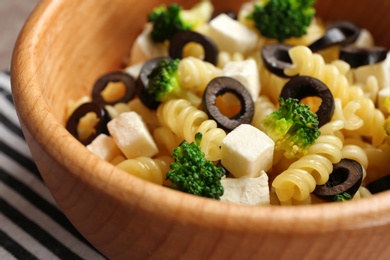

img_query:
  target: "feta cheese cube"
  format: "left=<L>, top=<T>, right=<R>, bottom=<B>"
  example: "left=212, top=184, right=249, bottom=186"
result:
left=86, top=134, right=122, bottom=162
left=352, top=28, right=374, bottom=48
left=221, top=124, right=274, bottom=178
left=220, top=171, right=270, bottom=205
left=124, top=62, right=144, bottom=79
left=129, top=23, right=167, bottom=65
left=107, top=111, right=158, bottom=159
left=353, top=52, right=390, bottom=89
left=222, top=59, right=261, bottom=101
left=208, top=13, right=259, bottom=55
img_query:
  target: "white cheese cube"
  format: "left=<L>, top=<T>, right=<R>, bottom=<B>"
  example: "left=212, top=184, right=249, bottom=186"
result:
left=107, top=111, right=158, bottom=159
left=208, top=13, right=259, bottom=55
left=378, top=86, right=390, bottom=113
left=353, top=52, right=390, bottom=89
left=352, top=28, right=374, bottom=48
left=220, top=171, right=270, bottom=205
left=129, top=23, right=167, bottom=65
left=86, top=134, right=122, bottom=162
left=221, top=124, right=274, bottom=178
left=222, top=59, right=260, bottom=101
left=124, top=62, right=144, bottom=79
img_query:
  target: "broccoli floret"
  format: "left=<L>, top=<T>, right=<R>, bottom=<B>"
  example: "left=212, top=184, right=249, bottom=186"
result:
left=146, top=58, right=186, bottom=103
left=334, top=192, right=352, bottom=202
left=261, top=97, right=321, bottom=158
left=166, top=132, right=226, bottom=199
left=148, top=3, right=195, bottom=43
left=145, top=58, right=200, bottom=106
left=247, top=0, right=316, bottom=42
left=384, top=96, right=390, bottom=135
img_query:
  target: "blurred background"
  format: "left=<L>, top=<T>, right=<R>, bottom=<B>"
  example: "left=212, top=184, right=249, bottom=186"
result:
left=0, top=0, right=40, bottom=70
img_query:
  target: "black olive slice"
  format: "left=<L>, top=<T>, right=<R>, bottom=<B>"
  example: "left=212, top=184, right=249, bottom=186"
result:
left=202, top=76, right=254, bottom=131
left=169, top=30, right=218, bottom=65
left=327, top=20, right=361, bottom=45
left=261, top=43, right=295, bottom=78
left=313, top=158, right=363, bottom=202
left=308, top=21, right=361, bottom=52
left=280, top=76, right=335, bottom=127
left=366, top=175, right=390, bottom=194
left=92, top=71, right=136, bottom=106
left=66, top=102, right=111, bottom=145
left=339, top=45, right=388, bottom=68
left=308, top=28, right=346, bottom=52
left=136, top=56, right=171, bottom=109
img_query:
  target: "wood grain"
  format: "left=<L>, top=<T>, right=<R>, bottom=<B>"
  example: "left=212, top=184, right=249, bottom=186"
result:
left=10, top=0, right=390, bottom=259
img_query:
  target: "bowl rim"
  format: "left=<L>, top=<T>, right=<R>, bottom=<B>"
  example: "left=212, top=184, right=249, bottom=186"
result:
left=10, top=0, right=390, bottom=237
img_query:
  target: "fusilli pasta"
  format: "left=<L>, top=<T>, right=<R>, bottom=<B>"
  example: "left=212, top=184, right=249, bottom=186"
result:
left=272, top=120, right=344, bottom=204
left=285, top=46, right=386, bottom=145
left=258, top=61, right=288, bottom=103
left=178, top=56, right=222, bottom=95
left=116, top=156, right=172, bottom=186
left=251, top=95, right=277, bottom=131
left=157, top=99, right=226, bottom=161
left=217, top=51, right=245, bottom=68
left=153, top=126, right=182, bottom=156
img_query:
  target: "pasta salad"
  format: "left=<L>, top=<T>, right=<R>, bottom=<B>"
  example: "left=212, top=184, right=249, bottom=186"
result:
left=65, top=0, right=390, bottom=206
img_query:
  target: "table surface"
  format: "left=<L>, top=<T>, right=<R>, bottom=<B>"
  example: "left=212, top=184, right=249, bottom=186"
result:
left=0, top=1, right=106, bottom=259
left=0, top=0, right=40, bottom=70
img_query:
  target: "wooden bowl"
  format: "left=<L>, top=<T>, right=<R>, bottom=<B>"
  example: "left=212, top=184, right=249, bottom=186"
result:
left=10, top=0, right=390, bottom=259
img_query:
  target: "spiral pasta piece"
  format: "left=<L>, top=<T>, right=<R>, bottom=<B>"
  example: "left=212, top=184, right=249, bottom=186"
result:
left=285, top=17, right=325, bottom=46
left=272, top=120, right=344, bottom=203
left=217, top=51, right=245, bottom=68
left=196, top=119, right=226, bottom=161
left=285, top=46, right=386, bottom=145
left=157, top=99, right=207, bottom=141
left=105, top=102, right=131, bottom=119
left=364, top=143, right=390, bottom=183
left=341, top=144, right=368, bottom=180
left=153, top=126, right=182, bottom=156
left=259, top=61, right=288, bottom=103
left=251, top=95, right=277, bottom=131
left=357, top=75, right=379, bottom=103
left=182, top=42, right=205, bottom=60
left=341, top=144, right=369, bottom=170
left=273, top=168, right=317, bottom=202
left=178, top=56, right=222, bottom=95
left=332, top=98, right=363, bottom=131
left=157, top=99, right=226, bottom=161
left=331, top=59, right=353, bottom=84
left=116, top=156, right=172, bottom=185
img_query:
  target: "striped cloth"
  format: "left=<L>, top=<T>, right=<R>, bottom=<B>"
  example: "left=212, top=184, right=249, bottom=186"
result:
left=0, top=71, right=106, bottom=260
